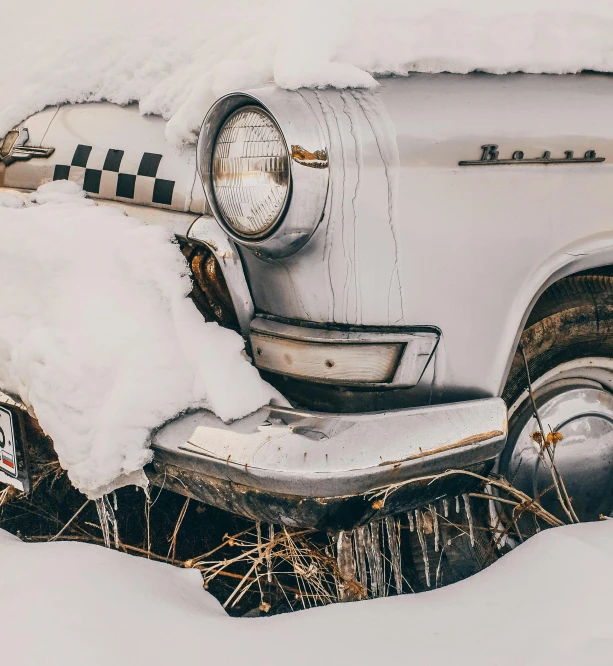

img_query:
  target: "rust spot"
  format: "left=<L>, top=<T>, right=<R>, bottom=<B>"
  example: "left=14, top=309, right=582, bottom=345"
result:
left=291, top=145, right=329, bottom=169
left=179, top=241, right=240, bottom=332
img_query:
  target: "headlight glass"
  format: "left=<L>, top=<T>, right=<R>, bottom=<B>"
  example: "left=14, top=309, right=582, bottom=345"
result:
left=212, top=106, right=290, bottom=238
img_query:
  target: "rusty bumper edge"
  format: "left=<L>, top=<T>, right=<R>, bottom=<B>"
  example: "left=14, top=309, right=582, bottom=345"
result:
left=148, top=398, right=507, bottom=529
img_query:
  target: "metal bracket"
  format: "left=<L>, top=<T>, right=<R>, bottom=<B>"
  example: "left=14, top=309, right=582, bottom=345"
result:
left=1, top=127, right=55, bottom=166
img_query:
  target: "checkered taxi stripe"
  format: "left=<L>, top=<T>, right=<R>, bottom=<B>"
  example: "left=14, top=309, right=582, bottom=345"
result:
left=53, top=145, right=175, bottom=205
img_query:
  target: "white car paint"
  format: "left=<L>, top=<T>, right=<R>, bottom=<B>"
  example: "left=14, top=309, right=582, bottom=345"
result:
left=3, top=73, right=613, bottom=405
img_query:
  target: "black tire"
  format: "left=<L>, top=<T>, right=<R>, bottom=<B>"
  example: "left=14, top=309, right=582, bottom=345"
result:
left=503, top=272, right=613, bottom=407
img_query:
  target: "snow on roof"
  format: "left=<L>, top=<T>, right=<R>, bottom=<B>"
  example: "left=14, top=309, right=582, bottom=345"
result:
left=0, top=183, right=275, bottom=497
left=4, top=0, right=613, bottom=147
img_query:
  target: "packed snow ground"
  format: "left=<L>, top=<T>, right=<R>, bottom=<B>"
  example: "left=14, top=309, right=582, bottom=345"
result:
left=2, top=521, right=613, bottom=666
left=0, top=184, right=275, bottom=497
left=5, top=1, right=613, bottom=147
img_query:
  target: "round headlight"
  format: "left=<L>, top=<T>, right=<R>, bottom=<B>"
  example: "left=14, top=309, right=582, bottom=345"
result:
left=211, top=106, right=290, bottom=238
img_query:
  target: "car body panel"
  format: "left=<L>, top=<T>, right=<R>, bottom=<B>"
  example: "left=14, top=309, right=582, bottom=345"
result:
left=2, top=73, right=613, bottom=523
left=2, top=102, right=207, bottom=214
left=234, top=74, right=613, bottom=401
left=4, top=75, right=613, bottom=404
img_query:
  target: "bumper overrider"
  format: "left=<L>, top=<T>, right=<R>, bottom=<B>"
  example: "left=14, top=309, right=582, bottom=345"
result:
left=148, top=398, right=507, bottom=531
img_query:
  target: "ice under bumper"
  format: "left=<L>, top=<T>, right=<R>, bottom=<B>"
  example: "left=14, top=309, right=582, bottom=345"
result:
left=148, top=398, right=507, bottom=530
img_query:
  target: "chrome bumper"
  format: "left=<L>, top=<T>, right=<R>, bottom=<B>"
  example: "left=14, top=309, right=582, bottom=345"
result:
left=148, top=398, right=507, bottom=530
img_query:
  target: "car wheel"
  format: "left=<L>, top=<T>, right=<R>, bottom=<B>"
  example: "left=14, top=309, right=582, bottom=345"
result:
left=500, top=273, right=613, bottom=523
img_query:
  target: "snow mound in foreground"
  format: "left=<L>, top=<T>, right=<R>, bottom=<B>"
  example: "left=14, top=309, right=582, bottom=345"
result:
left=2, top=520, right=613, bottom=666
left=0, top=184, right=275, bottom=497
left=4, top=0, right=613, bottom=146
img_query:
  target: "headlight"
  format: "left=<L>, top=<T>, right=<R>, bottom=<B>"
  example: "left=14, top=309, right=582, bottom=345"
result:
left=212, top=107, right=290, bottom=238
left=199, top=91, right=329, bottom=258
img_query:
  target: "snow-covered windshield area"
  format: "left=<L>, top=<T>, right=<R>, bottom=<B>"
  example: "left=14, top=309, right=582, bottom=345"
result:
left=4, top=0, right=613, bottom=147
left=0, top=183, right=276, bottom=497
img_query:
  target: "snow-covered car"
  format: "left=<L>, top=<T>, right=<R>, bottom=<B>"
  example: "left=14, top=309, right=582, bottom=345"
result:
left=2, top=72, right=613, bottom=530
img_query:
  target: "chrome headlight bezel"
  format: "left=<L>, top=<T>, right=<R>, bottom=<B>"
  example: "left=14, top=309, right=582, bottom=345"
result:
left=198, top=89, right=329, bottom=259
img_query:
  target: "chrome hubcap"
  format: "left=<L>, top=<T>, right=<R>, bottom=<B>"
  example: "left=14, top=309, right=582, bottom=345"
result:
left=501, top=358, right=613, bottom=522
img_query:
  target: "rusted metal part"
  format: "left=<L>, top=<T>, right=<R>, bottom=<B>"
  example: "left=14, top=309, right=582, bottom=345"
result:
left=378, top=429, right=505, bottom=467
left=290, top=145, right=329, bottom=169
left=146, top=459, right=492, bottom=531
left=179, top=240, right=240, bottom=332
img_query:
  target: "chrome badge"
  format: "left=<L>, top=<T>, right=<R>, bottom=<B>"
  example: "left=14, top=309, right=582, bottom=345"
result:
left=1, top=128, right=55, bottom=166
left=459, top=144, right=605, bottom=166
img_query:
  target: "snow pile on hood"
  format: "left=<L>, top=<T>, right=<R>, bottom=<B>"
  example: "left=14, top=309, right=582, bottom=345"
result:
left=4, top=0, right=613, bottom=147
left=0, top=183, right=276, bottom=497
left=3, top=520, right=613, bottom=666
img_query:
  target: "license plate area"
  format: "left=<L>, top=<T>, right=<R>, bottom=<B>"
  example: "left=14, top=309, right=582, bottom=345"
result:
left=0, top=403, right=29, bottom=492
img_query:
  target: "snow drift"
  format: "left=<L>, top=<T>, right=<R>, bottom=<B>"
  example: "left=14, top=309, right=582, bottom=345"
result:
left=0, top=184, right=275, bottom=497
left=4, top=1, right=613, bottom=147
left=3, top=520, right=613, bottom=666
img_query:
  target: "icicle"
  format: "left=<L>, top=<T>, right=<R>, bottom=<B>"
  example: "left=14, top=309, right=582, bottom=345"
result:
left=256, top=521, right=262, bottom=553
left=462, top=494, right=475, bottom=547
left=443, top=498, right=449, bottom=518
left=429, top=504, right=440, bottom=553
left=415, top=510, right=431, bottom=588
left=95, top=498, right=110, bottom=548
left=354, top=526, right=368, bottom=596
left=111, top=507, right=119, bottom=549
left=95, top=495, right=119, bottom=549
left=363, top=521, right=384, bottom=597
left=455, top=495, right=460, bottom=513
left=385, top=516, right=403, bottom=594
left=407, top=511, right=415, bottom=532
left=266, top=524, right=274, bottom=583
left=371, top=521, right=386, bottom=596
left=112, top=491, right=118, bottom=511
left=336, top=531, right=358, bottom=601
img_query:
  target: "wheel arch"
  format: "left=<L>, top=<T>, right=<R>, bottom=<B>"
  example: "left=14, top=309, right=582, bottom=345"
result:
left=499, top=234, right=613, bottom=396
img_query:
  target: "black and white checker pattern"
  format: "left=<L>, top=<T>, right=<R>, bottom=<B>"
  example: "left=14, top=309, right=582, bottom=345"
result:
left=53, top=144, right=175, bottom=206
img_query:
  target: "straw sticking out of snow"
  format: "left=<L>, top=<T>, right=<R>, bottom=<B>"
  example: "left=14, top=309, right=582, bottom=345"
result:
left=4, top=1, right=613, bottom=147
left=0, top=183, right=276, bottom=497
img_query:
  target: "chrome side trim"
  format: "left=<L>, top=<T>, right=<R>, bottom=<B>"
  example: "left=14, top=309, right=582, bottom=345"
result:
left=249, top=316, right=440, bottom=387
left=186, top=215, right=254, bottom=337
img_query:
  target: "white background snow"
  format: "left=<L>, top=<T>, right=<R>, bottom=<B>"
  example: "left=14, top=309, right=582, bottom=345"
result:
left=0, top=184, right=275, bottom=497
left=4, top=1, right=613, bottom=147
left=3, top=521, right=613, bottom=666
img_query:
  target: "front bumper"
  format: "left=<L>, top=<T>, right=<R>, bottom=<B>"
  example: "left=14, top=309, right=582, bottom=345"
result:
left=148, top=398, right=507, bottom=530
